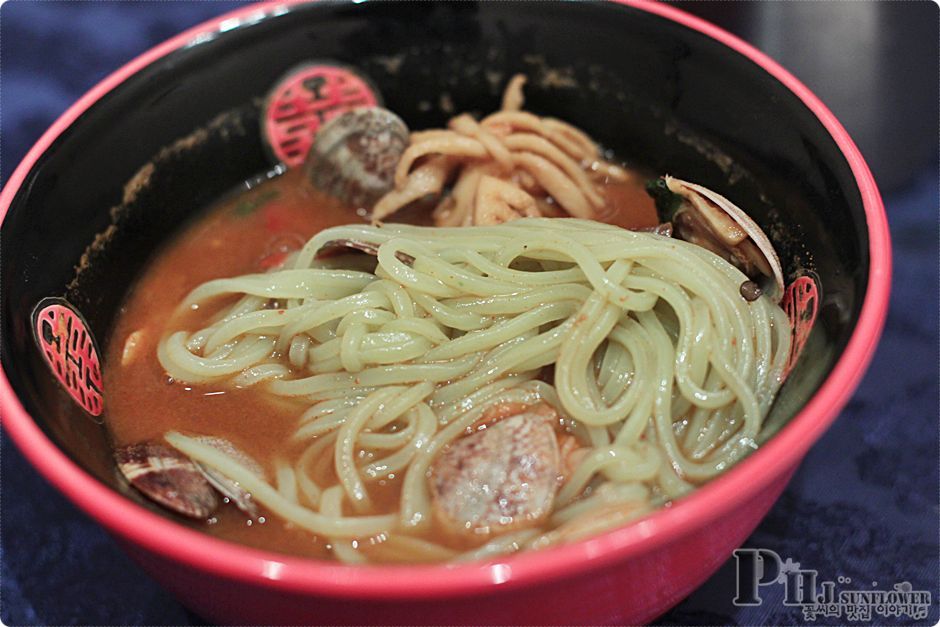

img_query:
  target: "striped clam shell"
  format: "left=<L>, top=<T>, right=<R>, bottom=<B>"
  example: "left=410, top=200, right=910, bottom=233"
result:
left=305, top=107, right=409, bottom=210
left=314, top=238, right=415, bottom=266
left=189, top=436, right=266, bottom=519
left=115, top=442, right=218, bottom=519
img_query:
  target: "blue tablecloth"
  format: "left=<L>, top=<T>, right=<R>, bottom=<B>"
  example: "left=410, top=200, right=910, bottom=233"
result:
left=2, top=4, right=937, bottom=625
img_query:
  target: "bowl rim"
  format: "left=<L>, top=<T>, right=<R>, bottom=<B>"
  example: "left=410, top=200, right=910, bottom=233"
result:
left=0, top=0, right=891, bottom=600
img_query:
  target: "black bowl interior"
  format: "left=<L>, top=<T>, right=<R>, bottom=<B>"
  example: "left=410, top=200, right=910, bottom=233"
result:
left=1, top=1, right=867, bottom=510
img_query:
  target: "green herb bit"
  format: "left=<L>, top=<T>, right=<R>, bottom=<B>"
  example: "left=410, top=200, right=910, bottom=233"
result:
left=645, top=178, right=683, bottom=222
left=234, top=189, right=280, bottom=217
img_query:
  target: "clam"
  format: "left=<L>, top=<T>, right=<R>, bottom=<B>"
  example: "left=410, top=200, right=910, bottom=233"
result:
left=633, top=222, right=674, bottom=238
left=647, top=176, right=785, bottom=302
left=429, top=403, right=563, bottom=541
left=305, top=107, right=410, bottom=210
left=316, top=238, right=380, bottom=258
left=315, top=238, right=415, bottom=266
left=188, top=436, right=266, bottom=519
left=115, top=442, right=218, bottom=519
left=116, top=436, right=266, bottom=520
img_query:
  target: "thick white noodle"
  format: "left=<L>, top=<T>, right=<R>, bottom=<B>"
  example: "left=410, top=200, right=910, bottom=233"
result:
left=159, top=218, right=790, bottom=562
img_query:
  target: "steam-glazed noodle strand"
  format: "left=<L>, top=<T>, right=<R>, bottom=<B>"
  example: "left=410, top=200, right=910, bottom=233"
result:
left=158, top=218, right=790, bottom=563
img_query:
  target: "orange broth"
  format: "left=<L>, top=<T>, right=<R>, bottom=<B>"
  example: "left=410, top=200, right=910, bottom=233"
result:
left=103, top=166, right=658, bottom=559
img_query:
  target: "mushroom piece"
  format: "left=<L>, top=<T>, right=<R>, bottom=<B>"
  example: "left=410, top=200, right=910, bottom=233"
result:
left=115, top=442, right=218, bottom=519
left=647, top=176, right=785, bottom=302
left=429, top=403, right=563, bottom=542
left=472, top=175, right=541, bottom=225
left=305, top=107, right=410, bottom=210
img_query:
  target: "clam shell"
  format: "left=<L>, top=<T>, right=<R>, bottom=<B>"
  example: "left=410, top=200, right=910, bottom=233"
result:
left=430, top=411, right=561, bottom=540
left=315, top=238, right=415, bottom=266
left=633, top=222, right=673, bottom=238
left=316, top=238, right=380, bottom=258
left=189, top=436, right=266, bottom=519
left=115, top=442, right=218, bottom=519
left=305, top=107, right=409, bottom=210
left=664, top=176, right=785, bottom=302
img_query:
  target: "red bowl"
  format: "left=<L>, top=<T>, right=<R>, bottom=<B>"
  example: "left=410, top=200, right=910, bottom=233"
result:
left=0, top=1, right=890, bottom=624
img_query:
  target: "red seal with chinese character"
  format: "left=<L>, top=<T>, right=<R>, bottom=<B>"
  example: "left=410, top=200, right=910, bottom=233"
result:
left=781, top=275, right=821, bottom=380
left=263, top=63, right=381, bottom=168
left=32, top=298, right=103, bottom=416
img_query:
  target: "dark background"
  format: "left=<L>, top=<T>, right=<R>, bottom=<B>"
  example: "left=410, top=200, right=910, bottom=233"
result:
left=1, top=2, right=937, bottom=625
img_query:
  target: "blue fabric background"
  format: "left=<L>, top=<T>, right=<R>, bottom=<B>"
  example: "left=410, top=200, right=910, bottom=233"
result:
left=1, top=3, right=937, bottom=625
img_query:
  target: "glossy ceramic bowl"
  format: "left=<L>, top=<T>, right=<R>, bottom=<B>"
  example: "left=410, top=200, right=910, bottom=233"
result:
left=0, top=2, right=890, bottom=624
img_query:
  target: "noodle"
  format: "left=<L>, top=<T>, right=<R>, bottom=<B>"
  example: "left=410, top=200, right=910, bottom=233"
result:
left=157, top=218, right=791, bottom=562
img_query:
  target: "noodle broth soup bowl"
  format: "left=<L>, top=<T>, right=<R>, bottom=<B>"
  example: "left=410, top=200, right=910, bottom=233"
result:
left=0, top=1, right=890, bottom=624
